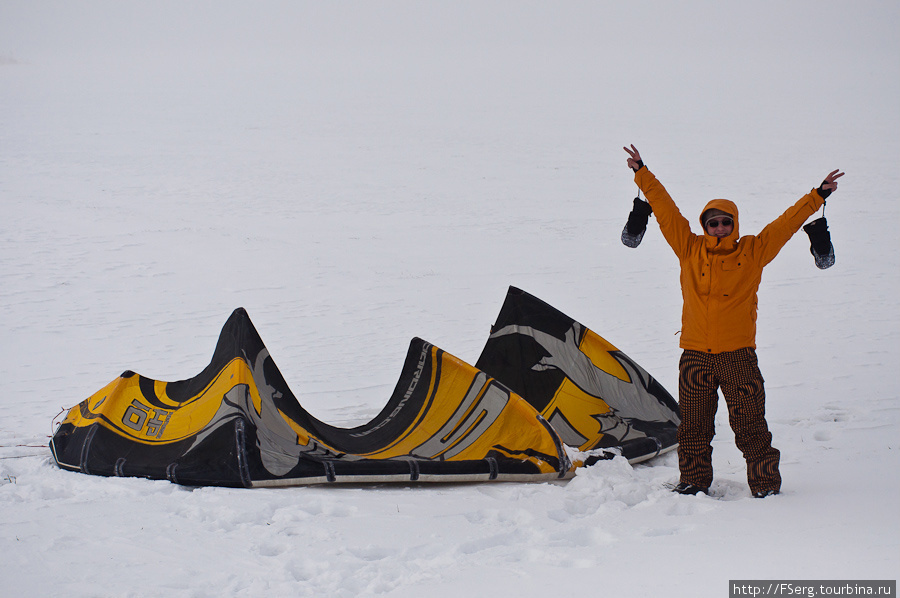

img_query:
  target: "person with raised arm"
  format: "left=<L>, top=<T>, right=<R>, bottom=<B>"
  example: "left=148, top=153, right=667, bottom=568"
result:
left=623, top=144, right=843, bottom=497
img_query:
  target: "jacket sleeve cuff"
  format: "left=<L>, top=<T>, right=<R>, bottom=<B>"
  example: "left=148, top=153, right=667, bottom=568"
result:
left=634, top=166, right=652, bottom=191
left=810, top=188, right=827, bottom=207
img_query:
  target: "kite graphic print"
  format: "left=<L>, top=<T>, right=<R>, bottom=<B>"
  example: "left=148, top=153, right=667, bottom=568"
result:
left=51, top=288, right=679, bottom=486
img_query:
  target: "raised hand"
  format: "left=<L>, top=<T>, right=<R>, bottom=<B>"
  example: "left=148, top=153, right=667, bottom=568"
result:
left=624, top=144, right=643, bottom=172
left=819, top=169, right=845, bottom=194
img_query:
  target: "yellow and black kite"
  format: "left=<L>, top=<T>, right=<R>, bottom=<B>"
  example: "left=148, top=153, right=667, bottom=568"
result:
left=51, top=307, right=571, bottom=487
left=51, top=288, right=679, bottom=487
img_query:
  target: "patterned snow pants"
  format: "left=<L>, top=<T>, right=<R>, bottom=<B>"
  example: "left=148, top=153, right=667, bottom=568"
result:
left=677, top=348, right=781, bottom=494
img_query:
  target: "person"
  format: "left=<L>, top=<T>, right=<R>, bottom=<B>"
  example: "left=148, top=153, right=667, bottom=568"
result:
left=623, top=144, right=843, bottom=498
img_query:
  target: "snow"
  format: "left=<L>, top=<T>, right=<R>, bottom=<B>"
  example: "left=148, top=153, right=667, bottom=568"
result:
left=1, top=1, right=898, bottom=596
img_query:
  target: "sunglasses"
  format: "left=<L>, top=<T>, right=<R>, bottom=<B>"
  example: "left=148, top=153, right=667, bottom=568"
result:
left=705, top=217, right=733, bottom=229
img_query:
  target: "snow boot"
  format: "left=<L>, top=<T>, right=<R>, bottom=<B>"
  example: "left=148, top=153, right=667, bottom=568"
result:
left=752, top=489, right=780, bottom=498
left=672, top=482, right=708, bottom=495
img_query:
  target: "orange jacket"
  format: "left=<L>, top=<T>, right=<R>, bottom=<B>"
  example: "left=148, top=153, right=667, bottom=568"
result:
left=635, top=167, right=825, bottom=353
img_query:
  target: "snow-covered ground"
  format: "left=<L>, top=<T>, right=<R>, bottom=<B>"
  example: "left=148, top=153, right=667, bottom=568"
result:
left=1, top=2, right=898, bottom=596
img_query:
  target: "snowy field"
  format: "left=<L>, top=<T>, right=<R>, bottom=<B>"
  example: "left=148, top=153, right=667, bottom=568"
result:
left=1, top=1, right=898, bottom=596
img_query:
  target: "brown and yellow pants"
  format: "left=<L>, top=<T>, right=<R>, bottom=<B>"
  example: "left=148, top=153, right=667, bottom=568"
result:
left=677, top=348, right=781, bottom=494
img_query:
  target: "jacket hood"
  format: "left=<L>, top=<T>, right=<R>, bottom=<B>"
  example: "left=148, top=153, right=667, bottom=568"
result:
left=700, top=198, right=740, bottom=242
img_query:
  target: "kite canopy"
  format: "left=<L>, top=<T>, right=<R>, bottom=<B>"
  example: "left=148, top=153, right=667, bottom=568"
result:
left=476, top=287, right=680, bottom=463
left=50, top=308, right=571, bottom=487
left=50, top=288, right=679, bottom=487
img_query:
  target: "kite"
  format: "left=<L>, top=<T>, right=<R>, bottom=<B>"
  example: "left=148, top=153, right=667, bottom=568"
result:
left=50, top=308, right=570, bottom=487
left=50, top=289, right=679, bottom=486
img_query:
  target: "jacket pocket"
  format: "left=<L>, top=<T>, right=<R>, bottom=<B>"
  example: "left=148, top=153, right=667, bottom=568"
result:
left=720, top=256, right=746, bottom=271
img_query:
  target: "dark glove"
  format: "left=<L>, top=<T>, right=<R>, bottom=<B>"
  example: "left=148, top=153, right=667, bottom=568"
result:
left=803, top=217, right=835, bottom=269
left=621, top=197, right=653, bottom=248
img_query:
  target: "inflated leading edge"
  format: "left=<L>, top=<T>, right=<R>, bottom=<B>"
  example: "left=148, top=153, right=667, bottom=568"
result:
left=50, top=288, right=680, bottom=487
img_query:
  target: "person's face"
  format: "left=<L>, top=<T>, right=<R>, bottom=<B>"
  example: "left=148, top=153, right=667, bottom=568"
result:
left=705, top=216, right=734, bottom=238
